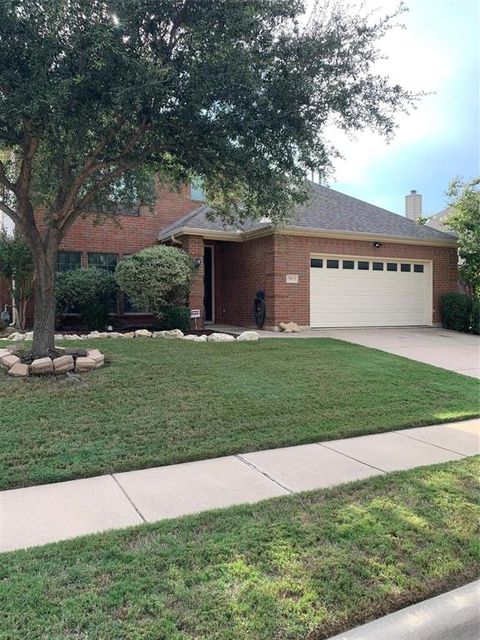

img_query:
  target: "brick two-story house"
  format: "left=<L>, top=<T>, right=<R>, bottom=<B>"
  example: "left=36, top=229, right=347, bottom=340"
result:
left=2, top=182, right=459, bottom=330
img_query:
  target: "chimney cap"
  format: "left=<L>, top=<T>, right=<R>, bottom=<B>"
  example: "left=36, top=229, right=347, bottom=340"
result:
left=410, top=189, right=417, bottom=194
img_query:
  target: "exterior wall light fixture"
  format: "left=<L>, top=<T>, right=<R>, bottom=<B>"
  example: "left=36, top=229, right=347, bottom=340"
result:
left=373, top=242, right=382, bottom=248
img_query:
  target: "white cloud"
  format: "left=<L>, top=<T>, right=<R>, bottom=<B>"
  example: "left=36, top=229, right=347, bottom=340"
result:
left=305, top=0, right=469, bottom=185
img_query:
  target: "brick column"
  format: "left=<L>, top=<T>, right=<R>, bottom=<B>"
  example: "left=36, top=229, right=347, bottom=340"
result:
left=181, top=235, right=205, bottom=327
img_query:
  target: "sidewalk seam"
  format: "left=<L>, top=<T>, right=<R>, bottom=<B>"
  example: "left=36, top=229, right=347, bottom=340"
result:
left=393, top=430, right=468, bottom=457
left=235, top=454, right=295, bottom=495
left=316, top=443, right=387, bottom=474
left=110, top=474, right=147, bottom=523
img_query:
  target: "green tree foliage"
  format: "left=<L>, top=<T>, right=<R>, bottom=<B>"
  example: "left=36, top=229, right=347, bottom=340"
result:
left=0, top=230, right=34, bottom=330
left=446, top=178, right=480, bottom=296
left=56, top=267, right=117, bottom=330
left=115, top=246, right=195, bottom=320
left=0, top=0, right=414, bottom=355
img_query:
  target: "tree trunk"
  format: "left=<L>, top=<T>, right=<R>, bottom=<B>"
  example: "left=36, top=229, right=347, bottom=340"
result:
left=31, top=240, right=58, bottom=358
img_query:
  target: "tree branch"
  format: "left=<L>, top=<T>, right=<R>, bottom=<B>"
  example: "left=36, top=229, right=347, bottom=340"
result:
left=0, top=199, right=18, bottom=224
left=83, top=114, right=127, bottom=171
left=166, top=0, right=192, bottom=54
left=59, top=159, right=140, bottom=236
left=0, top=160, right=15, bottom=192
left=57, top=118, right=149, bottom=224
left=16, top=121, right=39, bottom=196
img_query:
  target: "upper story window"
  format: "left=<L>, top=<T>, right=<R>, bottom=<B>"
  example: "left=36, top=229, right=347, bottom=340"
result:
left=88, top=253, right=118, bottom=273
left=56, top=251, right=82, bottom=272
left=190, top=179, right=206, bottom=202
left=89, top=203, right=140, bottom=217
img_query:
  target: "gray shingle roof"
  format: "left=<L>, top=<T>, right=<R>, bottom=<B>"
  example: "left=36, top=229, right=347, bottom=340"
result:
left=159, top=183, right=457, bottom=243
left=426, top=207, right=455, bottom=232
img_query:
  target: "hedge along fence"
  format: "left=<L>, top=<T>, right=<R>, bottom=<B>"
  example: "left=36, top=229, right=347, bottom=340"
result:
left=441, top=293, right=480, bottom=335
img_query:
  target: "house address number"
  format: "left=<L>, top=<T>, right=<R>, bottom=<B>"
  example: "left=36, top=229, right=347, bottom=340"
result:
left=286, top=274, right=299, bottom=284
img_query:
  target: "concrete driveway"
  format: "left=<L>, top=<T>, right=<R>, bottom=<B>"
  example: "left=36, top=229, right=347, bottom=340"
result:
left=301, top=327, right=480, bottom=378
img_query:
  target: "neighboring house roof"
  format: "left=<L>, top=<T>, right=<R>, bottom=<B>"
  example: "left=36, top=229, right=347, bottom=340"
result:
left=425, top=206, right=455, bottom=232
left=159, top=182, right=457, bottom=245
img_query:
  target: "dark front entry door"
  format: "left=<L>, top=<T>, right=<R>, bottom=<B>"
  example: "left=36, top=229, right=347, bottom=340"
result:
left=203, top=246, right=214, bottom=322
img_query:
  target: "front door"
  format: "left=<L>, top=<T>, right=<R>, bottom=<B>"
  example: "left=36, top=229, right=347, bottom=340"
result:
left=203, top=246, right=214, bottom=323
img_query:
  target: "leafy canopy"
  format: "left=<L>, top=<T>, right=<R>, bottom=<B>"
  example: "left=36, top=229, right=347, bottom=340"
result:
left=0, top=0, right=414, bottom=232
left=447, top=177, right=480, bottom=296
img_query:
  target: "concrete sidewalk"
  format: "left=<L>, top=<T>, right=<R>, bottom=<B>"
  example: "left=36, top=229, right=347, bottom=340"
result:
left=328, top=579, right=480, bottom=640
left=1, top=418, right=479, bottom=553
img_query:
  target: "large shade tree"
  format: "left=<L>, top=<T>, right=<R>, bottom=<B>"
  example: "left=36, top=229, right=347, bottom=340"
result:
left=0, top=0, right=413, bottom=357
left=446, top=177, right=480, bottom=296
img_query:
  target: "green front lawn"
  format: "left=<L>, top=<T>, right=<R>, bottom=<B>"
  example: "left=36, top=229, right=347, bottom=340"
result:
left=1, top=457, right=479, bottom=639
left=0, top=337, right=478, bottom=490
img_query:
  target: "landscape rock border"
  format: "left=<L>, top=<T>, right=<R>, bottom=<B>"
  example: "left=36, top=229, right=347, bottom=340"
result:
left=1, top=330, right=260, bottom=343
left=0, top=346, right=105, bottom=378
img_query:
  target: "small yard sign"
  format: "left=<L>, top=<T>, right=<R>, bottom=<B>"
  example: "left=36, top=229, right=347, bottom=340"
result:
left=286, top=274, right=299, bottom=284
left=190, top=309, right=201, bottom=318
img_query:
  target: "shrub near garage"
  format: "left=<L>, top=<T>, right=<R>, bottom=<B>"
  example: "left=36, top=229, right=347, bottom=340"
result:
left=441, top=292, right=480, bottom=334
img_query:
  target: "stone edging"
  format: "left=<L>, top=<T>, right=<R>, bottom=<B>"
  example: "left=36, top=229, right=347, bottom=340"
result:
left=1, top=330, right=260, bottom=343
left=0, top=347, right=105, bottom=377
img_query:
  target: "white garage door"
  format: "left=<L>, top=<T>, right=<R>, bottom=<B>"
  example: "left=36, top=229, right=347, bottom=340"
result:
left=310, top=256, right=432, bottom=327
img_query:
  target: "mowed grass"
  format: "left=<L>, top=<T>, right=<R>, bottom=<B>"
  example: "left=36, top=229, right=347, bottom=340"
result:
left=0, top=337, right=478, bottom=490
left=1, top=457, right=479, bottom=640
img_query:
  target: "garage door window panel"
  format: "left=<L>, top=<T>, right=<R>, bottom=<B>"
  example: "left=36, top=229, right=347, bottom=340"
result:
left=327, top=259, right=339, bottom=269
left=358, top=261, right=369, bottom=270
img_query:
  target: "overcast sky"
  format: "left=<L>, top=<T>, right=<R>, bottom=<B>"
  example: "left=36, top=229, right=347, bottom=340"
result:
left=316, top=0, right=479, bottom=217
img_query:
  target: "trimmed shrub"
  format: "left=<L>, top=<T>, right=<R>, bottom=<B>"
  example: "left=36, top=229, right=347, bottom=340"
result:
left=440, top=292, right=477, bottom=333
left=471, top=298, right=480, bottom=335
left=80, top=301, right=111, bottom=331
left=115, top=246, right=195, bottom=321
left=157, top=305, right=191, bottom=332
left=56, top=268, right=117, bottom=330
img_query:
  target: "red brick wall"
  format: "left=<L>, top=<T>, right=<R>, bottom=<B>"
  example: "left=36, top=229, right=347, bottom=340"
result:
left=181, top=235, right=205, bottom=325
left=216, top=236, right=275, bottom=327
left=270, top=234, right=458, bottom=326
left=28, top=185, right=203, bottom=327
left=50, top=184, right=200, bottom=256
left=178, top=233, right=457, bottom=329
